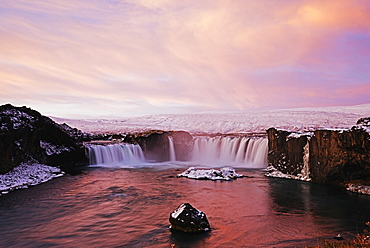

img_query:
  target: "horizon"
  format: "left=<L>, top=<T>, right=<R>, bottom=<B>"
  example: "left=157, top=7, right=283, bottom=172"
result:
left=1, top=1, right=370, bottom=118
left=3, top=102, right=370, bottom=120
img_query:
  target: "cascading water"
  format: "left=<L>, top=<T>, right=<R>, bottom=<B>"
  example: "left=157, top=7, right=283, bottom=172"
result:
left=168, top=137, right=176, bottom=161
left=88, top=143, right=145, bottom=165
left=86, top=136, right=268, bottom=169
left=191, top=136, right=268, bottom=168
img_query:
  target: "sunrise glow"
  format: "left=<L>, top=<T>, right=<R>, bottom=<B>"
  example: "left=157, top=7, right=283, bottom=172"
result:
left=1, top=0, right=369, bottom=118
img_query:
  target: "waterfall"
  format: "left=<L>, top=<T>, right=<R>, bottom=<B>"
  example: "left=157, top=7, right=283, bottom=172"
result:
left=168, top=137, right=176, bottom=161
left=86, top=136, right=268, bottom=168
left=88, top=143, right=145, bottom=165
left=191, top=136, right=268, bottom=168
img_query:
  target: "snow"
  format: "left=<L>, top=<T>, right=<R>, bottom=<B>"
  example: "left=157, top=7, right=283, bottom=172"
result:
left=51, top=104, right=370, bottom=135
left=0, top=109, right=35, bottom=131
left=265, top=165, right=311, bottom=181
left=40, top=141, right=71, bottom=156
left=286, top=132, right=313, bottom=140
left=177, top=167, right=244, bottom=180
left=346, top=184, right=370, bottom=195
left=171, top=203, right=186, bottom=219
left=355, top=118, right=370, bottom=135
left=0, top=163, right=64, bottom=195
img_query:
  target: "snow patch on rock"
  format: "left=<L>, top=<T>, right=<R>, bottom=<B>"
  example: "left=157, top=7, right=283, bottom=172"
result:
left=346, top=184, right=370, bottom=195
left=171, top=203, right=187, bottom=219
left=265, top=165, right=311, bottom=181
left=0, top=163, right=64, bottom=195
left=40, top=141, right=71, bottom=156
left=286, top=132, right=313, bottom=141
left=178, top=167, right=243, bottom=180
left=0, top=109, right=36, bottom=131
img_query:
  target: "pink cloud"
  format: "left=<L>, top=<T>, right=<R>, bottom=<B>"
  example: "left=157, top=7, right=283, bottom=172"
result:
left=0, top=0, right=369, bottom=117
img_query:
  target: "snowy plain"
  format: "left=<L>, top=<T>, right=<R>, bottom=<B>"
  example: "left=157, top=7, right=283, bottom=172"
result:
left=52, top=103, right=370, bottom=135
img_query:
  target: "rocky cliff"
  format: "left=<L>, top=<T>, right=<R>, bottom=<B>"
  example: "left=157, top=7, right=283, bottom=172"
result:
left=124, top=130, right=193, bottom=162
left=267, top=117, right=370, bottom=188
left=0, top=104, right=88, bottom=174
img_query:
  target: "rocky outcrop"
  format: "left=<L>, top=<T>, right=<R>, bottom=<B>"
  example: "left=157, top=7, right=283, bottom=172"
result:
left=124, top=130, right=193, bottom=162
left=0, top=104, right=88, bottom=174
left=267, top=129, right=311, bottom=180
left=169, top=203, right=210, bottom=233
left=267, top=118, right=370, bottom=186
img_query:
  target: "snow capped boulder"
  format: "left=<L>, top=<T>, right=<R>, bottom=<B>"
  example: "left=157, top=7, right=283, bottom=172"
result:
left=169, top=203, right=210, bottom=233
left=178, top=167, right=244, bottom=180
left=0, top=104, right=88, bottom=174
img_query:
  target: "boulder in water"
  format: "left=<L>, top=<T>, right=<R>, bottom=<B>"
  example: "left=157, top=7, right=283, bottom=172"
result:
left=169, top=203, right=210, bottom=233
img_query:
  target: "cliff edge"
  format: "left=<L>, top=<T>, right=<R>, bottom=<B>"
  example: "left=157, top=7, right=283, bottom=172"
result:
left=266, top=117, right=370, bottom=193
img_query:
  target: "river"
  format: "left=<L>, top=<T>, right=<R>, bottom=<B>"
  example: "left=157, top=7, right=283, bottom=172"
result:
left=1, top=165, right=370, bottom=247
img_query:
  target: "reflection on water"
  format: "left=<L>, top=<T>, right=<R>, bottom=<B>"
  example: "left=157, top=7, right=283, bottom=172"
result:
left=1, top=166, right=370, bottom=247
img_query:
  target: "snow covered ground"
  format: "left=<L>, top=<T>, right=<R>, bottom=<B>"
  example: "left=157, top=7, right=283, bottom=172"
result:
left=52, top=103, right=370, bottom=134
left=0, top=163, right=64, bottom=195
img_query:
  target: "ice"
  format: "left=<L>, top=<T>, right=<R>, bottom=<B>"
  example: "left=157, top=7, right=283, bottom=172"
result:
left=0, top=163, right=64, bottom=195
left=51, top=104, right=370, bottom=135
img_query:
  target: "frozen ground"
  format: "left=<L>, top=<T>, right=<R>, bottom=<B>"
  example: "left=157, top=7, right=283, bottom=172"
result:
left=0, top=163, right=64, bottom=195
left=52, top=104, right=370, bottom=134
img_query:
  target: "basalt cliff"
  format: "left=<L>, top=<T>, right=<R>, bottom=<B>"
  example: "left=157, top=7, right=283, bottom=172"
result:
left=0, top=104, right=88, bottom=174
left=267, top=117, right=370, bottom=193
left=124, top=130, right=193, bottom=162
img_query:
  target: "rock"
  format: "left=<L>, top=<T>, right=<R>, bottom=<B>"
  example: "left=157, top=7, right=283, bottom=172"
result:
left=177, top=167, right=243, bottom=180
left=267, top=128, right=312, bottom=180
left=0, top=104, right=88, bottom=174
left=124, top=130, right=193, bottom=162
left=333, top=234, right=344, bottom=240
left=266, top=117, right=370, bottom=187
left=169, top=203, right=210, bottom=233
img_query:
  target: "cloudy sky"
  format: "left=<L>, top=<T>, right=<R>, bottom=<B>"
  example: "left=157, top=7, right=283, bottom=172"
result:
left=1, top=0, right=370, bottom=118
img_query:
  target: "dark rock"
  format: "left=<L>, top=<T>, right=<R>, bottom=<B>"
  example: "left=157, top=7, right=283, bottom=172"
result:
left=310, top=128, right=370, bottom=184
left=357, top=117, right=370, bottom=126
left=124, top=130, right=193, bottom=162
left=0, top=104, right=88, bottom=174
left=267, top=117, right=370, bottom=186
left=170, top=131, right=193, bottom=161
left=333, top=234, right=344, bottom=240
left=267, top=128, right=310, bottom=177
left=169, top=203, right=210, bottom=233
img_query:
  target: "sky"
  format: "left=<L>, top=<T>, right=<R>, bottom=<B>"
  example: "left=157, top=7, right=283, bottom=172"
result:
left=1, top=0, right=370, bottom=118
